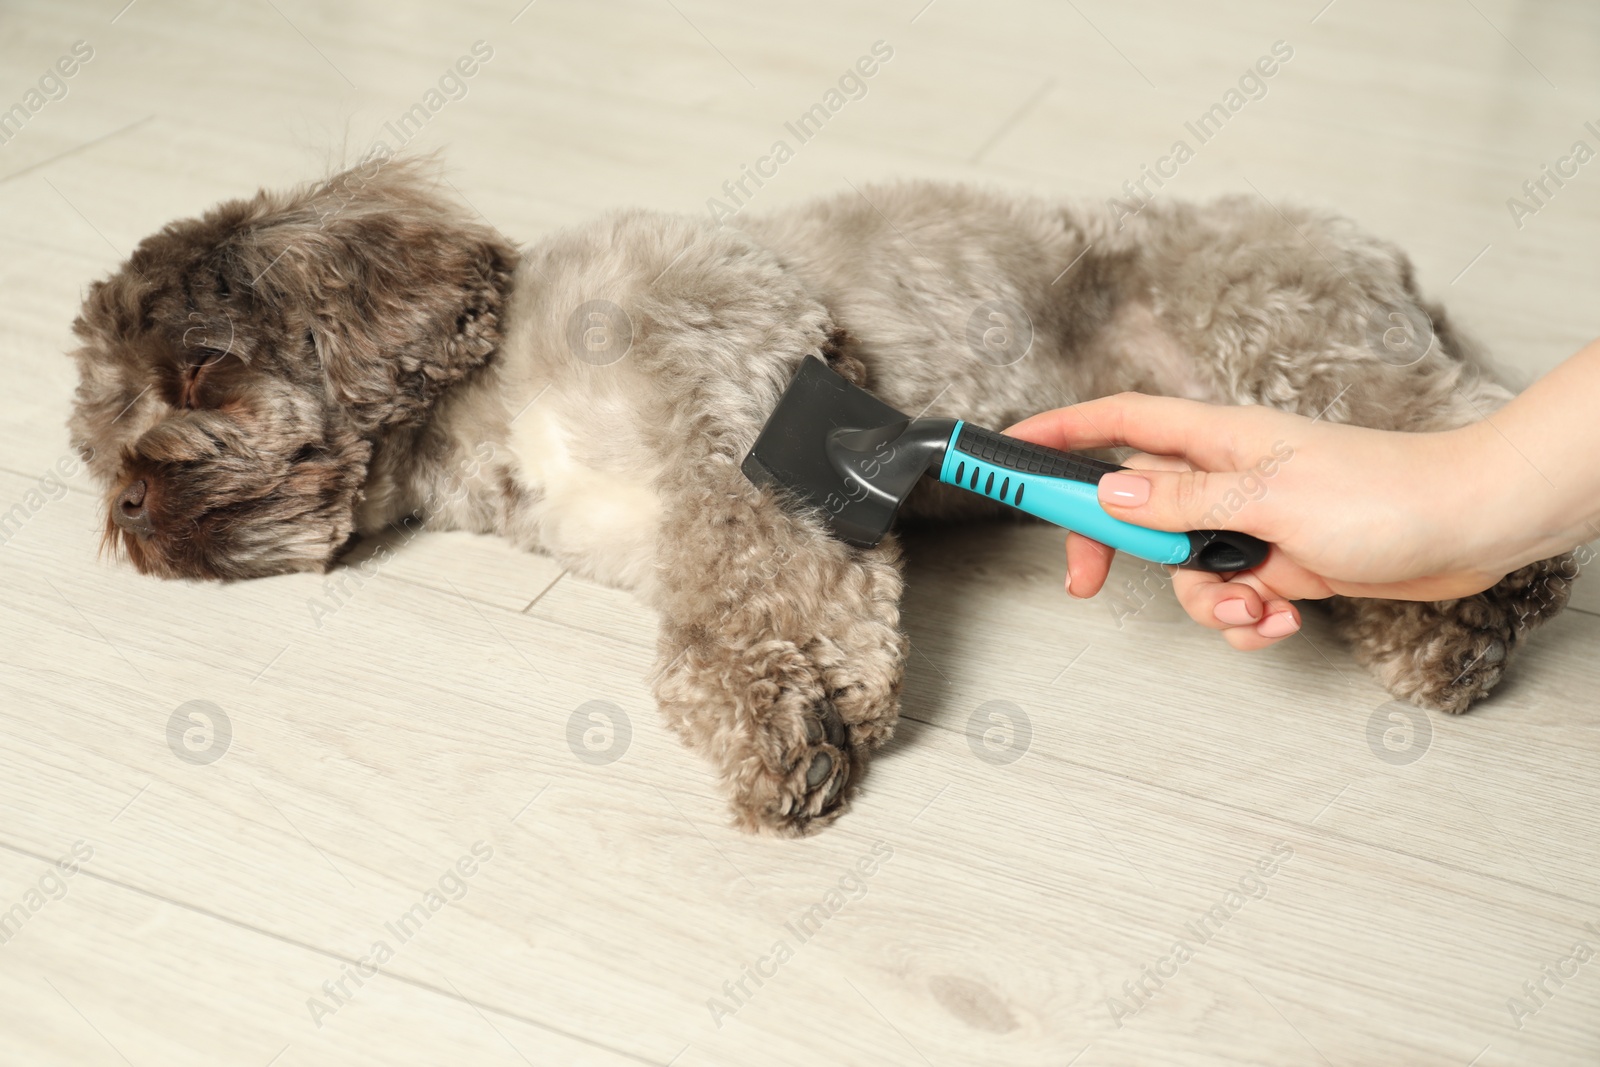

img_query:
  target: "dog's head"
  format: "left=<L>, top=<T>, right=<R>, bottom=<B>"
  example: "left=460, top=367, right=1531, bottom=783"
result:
left=68, top=158, right=518, bottom=580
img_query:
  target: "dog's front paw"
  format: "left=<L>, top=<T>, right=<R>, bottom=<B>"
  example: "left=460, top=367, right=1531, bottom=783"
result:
left=1335, top=553, right=1576, bottom=714
left=656, top=629, right=902, bottom=837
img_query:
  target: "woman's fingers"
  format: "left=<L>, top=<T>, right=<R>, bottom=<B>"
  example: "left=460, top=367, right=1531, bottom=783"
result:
left=1094, top=465, right=1291, bottom=540
left=1060, top=455, right=1194, bottom=597
left=1005, top=392, right=1272, bottom=470
left=1221, top=598, right=1301, bottom=649
left=1173, top=569, right=1301, bottom=646
left=1064, top=532, right=1116, bottom=598
left=1009, top=400, right=1301, bottom=546
left=1051, top=432, right=1303, bottom=648
left=1118, top=452, right=1193, bottom=474
left=1068, top=541, right=1303, bottom=650
left=1174, top=573, right=1265, bottom=631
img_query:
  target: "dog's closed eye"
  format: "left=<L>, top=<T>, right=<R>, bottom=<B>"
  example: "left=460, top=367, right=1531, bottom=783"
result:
left=179, top=347, right=229, bottom=408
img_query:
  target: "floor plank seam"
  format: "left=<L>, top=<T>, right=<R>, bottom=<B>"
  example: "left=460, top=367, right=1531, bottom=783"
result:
left=372, top=569, right=655, bottom=649
left=889, top=722, right=1600, bottom=910
left=520, top=617, right=653, bottom=651
left=0, top=835, right=665, bottom=1066
left=0, top=114, right=158, bottom=186
left=521, top=569, right=568, bottom=613
left=379, top=570, right=550, bottom=614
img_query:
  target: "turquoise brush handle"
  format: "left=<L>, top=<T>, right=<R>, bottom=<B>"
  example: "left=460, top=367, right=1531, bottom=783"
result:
left=935, top=422, right=1269, bottom=572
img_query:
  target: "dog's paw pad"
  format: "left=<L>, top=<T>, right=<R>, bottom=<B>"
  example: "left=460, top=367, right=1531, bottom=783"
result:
left=803, top=703, right=849, bottom=748
left=755, top=698, right=853, bottom=835
left=805, top=750, right=834, bottom=788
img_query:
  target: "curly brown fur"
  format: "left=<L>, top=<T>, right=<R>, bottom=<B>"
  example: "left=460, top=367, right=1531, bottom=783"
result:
left=652, top=448, right=905, bottom=836
left=67, top=162, right=1578, bottom=833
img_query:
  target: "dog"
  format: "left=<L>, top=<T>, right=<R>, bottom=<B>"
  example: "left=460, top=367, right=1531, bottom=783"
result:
left=67, top=159, right=1575, bottom=835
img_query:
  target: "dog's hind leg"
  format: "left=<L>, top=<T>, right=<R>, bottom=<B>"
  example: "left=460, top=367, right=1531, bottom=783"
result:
left=1331, top=554, right=1577, bottom=713
left=648, top=448, right=906, bottom=836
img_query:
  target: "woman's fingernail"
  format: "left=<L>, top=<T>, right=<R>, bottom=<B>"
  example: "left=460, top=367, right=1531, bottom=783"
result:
left=1098, top=472, right=1150, bottom=507
left=1258, top=612, right=1299, bottom=638
left=1214, top=598, right=1260, bottom=626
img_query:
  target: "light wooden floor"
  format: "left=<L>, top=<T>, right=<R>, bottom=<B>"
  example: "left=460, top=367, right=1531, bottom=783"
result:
left=3, top=1, right=1598, bottom=1064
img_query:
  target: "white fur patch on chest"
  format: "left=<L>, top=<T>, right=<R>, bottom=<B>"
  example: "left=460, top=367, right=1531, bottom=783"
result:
left=509, top=403, right=661, bottom=592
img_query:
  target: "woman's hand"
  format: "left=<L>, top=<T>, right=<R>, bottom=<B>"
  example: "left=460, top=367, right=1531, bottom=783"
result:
left=1006, top=393, right=1511, bottom=649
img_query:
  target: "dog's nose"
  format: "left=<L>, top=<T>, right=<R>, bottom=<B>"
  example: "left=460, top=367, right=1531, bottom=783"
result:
left=112, top=479, right=153, bottom=536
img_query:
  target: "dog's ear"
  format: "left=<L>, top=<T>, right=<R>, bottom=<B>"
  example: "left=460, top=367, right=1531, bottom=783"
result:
left=241, top=159, right=519, bottom=432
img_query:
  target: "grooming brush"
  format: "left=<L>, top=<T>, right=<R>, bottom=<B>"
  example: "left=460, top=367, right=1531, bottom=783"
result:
left=741, top=356, right=1268, bottom=572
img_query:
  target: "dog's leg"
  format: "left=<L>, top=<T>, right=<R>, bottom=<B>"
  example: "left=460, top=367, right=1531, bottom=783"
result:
left=1331, top=554, right=1576, bottom=713
left=649, top=450, right=906, bottom=836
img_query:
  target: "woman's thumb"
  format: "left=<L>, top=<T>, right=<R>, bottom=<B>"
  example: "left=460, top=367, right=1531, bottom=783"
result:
left=1097, top=468, right=1252, bottom=533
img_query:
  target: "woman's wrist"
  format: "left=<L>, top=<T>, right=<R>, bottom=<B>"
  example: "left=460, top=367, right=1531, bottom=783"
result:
left=1442, top=416, right=1582, bottom=578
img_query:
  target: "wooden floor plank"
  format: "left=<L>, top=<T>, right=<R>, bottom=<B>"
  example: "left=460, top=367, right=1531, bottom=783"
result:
left=0, top=842, right=648, bottom=1067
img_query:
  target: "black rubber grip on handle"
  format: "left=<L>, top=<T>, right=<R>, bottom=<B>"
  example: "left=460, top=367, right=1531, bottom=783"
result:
left=1184, top=530, right=1270, bottom=572
left=955, top=424, right=1122, bottom=483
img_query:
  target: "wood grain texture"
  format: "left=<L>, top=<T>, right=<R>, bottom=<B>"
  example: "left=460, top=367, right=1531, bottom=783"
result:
left=2, top=1, right=1597, bottom=1064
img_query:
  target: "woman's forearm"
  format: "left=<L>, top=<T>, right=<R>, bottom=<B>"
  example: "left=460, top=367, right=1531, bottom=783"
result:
left=1458, top=338, right=1600, bottom=574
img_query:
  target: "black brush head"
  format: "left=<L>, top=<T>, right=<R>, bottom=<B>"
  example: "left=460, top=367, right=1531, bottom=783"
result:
left=742, top=357, right=954, bottom=546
